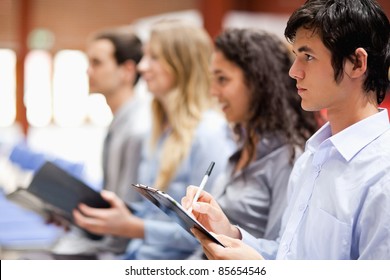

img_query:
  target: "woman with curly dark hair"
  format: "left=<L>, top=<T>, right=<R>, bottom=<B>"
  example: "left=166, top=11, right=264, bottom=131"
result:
left=186, top=28, right=318, bottom=259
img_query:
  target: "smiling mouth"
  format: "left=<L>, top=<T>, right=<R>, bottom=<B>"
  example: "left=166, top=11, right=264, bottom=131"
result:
left=218, top=102, right=228, bottom=111
left=297, top=87, right=307, bottom=95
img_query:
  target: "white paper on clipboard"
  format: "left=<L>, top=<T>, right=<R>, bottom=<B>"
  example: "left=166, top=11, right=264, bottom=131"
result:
left=131, top=183, right=225, bottom=247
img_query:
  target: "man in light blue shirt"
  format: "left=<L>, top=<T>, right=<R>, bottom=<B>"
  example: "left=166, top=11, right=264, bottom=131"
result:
left=182, top=0, right=390, bottom=259
left=239, top=109, right=390, bottom=259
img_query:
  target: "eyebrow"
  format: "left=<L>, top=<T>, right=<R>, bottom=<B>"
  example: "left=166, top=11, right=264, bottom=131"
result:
left=297, top=45, right=314, bottom=53
left=212, top=69, right=224, bottom=74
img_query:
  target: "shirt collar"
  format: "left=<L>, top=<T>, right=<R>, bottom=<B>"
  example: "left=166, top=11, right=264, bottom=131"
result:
left=306, top=122, right=331, bottom=153
left=306, top=109, right=390, bottom=162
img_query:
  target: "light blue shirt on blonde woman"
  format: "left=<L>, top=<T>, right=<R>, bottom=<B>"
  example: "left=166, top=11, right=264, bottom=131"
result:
left=125, top=110, right=236, bottom=260
left=242, top=109, right=390, bottom=259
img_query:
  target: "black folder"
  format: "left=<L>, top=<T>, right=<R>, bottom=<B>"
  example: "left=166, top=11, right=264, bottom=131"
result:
left=7, top=161, right=111, bottom=240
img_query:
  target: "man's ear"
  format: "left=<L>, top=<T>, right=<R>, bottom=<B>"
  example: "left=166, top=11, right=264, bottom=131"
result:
left=388, top=65, right=390, bottom=81
left=347, top=48, right=368, bottom=78
left=121, top=60, right=137, bottom=83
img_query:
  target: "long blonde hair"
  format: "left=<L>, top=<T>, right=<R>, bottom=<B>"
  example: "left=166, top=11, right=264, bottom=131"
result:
left=149, top=20, right=212, bottom=190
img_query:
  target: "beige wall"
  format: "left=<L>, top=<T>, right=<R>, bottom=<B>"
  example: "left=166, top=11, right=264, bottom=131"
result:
left=1, top=0, right=389, bottom=52
left=0, top=0, right=198, bottom=51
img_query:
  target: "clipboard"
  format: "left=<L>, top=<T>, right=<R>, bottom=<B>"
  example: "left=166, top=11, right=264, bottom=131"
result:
left=131, top=183, right=225, bottom=247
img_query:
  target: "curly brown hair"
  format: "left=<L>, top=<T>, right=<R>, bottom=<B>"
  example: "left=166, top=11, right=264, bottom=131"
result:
left=215, top=28, right=319, bottom=166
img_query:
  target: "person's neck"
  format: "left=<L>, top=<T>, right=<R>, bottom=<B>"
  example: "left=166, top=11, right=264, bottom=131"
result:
left=157, top=88, right=177, bottom=115
left=327, top=91, right=378, bottom=135
left=234, top=132, right=258, bottom=173
left=105, top=87, right=134, bottom=115
left=153, top=87, right=178, bottom=128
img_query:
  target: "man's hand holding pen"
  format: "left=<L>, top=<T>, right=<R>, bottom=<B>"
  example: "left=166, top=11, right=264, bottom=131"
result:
left=182, top=185, right=240, bottom=239
left=181, top=161, right=264, bottom=260
left=181, top=185, right=264, bottom=260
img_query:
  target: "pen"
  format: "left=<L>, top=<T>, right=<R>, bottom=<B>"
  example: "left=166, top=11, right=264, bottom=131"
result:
left=187, top=161, right=215, bottom=214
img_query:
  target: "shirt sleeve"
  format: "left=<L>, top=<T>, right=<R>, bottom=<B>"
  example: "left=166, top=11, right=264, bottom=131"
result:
left=144, top=218, right=199, bottom=251
left=356, top=178, right=390, bottom=259
left=239, top=226, right=279, bottom=260
left=186, top=121, right=235, bottom=193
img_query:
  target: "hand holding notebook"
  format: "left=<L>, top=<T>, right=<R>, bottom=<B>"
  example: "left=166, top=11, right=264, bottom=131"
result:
left=7, top=161, right=112, bottom=240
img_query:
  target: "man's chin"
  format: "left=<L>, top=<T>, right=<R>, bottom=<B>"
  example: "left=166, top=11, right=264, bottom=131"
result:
left=301, top=103, right=320, bottom=112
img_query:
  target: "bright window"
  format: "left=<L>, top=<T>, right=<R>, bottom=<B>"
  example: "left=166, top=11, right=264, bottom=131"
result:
left=1, top=48, right=113, bottom=128
left=52, top=50, right=89, bottom=127
left=0, top=49, right=16, bottom=127
left=24, top=50, right=52, bottom=127
left=86, top=93, right=112, bottom=126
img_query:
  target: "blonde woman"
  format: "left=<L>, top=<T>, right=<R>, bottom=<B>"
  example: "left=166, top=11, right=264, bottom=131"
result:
left=73, top=20, right=235, bottom=259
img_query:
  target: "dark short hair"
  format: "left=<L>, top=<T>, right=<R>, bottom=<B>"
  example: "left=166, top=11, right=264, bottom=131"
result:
left=215, top=28, right=318, bottom=165
left=93, top=30, right=143, bottom=84
left=285, top=0, right=390, bottom=104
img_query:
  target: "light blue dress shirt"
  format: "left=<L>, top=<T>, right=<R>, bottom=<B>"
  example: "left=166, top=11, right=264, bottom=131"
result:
left=242, top=109, right=390, bottom=259
left=125, top=110, right=236, bottom=259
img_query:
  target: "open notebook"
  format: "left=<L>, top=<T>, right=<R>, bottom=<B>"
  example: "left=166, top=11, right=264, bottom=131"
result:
left=7, top=161, right=110, bottom=240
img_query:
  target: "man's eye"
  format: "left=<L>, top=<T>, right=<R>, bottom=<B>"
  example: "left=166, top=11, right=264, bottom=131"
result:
left=305, top=54, right=314, bottom=61
left=150, top=53, right=159, bottom=61
left=217, top=76, right=227, bottom=84
left=90, top=60, right=100, bottom=67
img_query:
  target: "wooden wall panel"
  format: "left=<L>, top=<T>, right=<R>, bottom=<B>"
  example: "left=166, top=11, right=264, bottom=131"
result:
left=0, top=0, right=199, bottom=52
left=249, top=0, right=390, bottom=15
left=1, top=0, right=389, bottom=52
left=30, top=0, right=199, bottom=51
left=0, top=0, right=20, bottom=49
